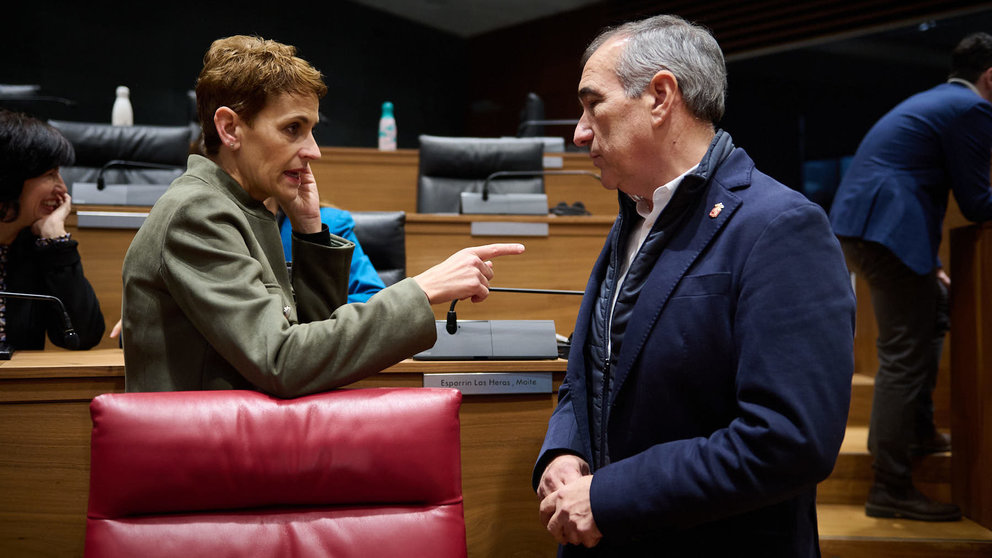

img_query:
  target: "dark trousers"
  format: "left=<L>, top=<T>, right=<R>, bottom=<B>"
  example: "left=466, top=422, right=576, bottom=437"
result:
left=839, top=238, right=948, bottom=485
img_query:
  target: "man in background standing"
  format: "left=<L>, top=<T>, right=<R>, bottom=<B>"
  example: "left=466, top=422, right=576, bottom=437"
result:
left=830, top=32, right=992, bottom=522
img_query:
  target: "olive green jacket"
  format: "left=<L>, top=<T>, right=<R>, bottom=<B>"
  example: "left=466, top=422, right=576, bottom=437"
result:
left=122, top=155, right=436, bottom=397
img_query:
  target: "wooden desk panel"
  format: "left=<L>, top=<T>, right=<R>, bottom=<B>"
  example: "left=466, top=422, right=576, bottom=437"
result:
left=310, top=147, right=421, bottom=212
left=66, top=208, right=144, bottom=350
left=950, top=222, right=992, bottom=530
left=0, top=350, right=564, bottom=558
left=406, top=214, right=612, bottom=335
left=0, top=402, right=94, bottom=557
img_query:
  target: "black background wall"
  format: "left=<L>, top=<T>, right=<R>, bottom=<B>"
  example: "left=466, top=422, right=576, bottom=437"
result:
left=4, top=0, right=991, bottom=196
left=2, top=0, right=468, bottom=148
left=464, top=1, right=992, bottom=195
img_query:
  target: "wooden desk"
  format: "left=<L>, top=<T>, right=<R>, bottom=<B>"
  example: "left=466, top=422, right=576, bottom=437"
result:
left=309, top=146, right=616, bottom=217
left=949, top=221, right=992, bottom=530
left=0, top=349, right=565, bottom=558
left=62, top=146, right=616, bottom=349
left=406, top=213, right=612, bottom=332
left=68, top=208, right=614, bottom=349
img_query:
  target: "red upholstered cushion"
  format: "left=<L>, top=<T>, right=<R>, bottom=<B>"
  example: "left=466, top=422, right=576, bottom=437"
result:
left=85, top=505, right=467, bottom=558
left=87, top=388, right=464, bottom=524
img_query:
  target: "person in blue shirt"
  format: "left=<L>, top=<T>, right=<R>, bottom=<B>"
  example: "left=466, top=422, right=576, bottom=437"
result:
left=830, top=32, right=992, bottom=522
left=264, top=199, right=386, bottom=303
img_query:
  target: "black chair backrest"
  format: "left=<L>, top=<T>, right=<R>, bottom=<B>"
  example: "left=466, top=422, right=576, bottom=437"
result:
left=416, top=135, right=544, bottom=213
left=351, top=211, right=406, bottom=287
left=518, top=92, right=545, bottom=137
left=1, top=84, right=76, bottom=120
left=49, top=120, right=195, bottom=187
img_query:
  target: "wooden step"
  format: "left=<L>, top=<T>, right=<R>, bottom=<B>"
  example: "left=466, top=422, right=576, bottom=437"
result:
left=819, top=426, right=953, bottom=505
left=848, top=374, right=873, bottom=426
left=818, top=503, right=992, bottom=558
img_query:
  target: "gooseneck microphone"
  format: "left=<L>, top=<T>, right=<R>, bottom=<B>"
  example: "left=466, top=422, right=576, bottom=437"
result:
left=481, top=170, right=601, bottom=201
left=0, top=291, right=79, bottom=359
left=96, top=159, right=180, bottom=190
left=445, top=286, right=584, bottom=335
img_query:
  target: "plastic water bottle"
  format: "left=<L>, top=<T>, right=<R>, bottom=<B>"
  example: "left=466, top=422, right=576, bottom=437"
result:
left=378, top=101, right=396, bottom=151
left=112, top=86, right=133, bottom=126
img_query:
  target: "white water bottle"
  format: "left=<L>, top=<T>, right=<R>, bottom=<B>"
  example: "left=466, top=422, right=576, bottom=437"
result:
left=378, top=101, right=396, bottom=151
left=111, top=86, right=133, bottom=126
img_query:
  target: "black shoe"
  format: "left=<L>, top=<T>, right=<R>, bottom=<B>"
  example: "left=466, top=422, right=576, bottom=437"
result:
left=910, top=431, right=951, bottom=456
left=865, top=483, right=961, bottom=521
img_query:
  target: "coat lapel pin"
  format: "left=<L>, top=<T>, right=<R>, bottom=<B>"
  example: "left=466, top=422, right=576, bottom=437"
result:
left=709, top=202, right=724, bottom=218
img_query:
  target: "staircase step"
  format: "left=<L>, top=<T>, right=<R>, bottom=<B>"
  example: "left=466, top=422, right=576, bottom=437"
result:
left=819, top=426, right=952, bottom=505
left=848, top=374, right=873, bottom=426
left=818, top=503, right=992, bottom=558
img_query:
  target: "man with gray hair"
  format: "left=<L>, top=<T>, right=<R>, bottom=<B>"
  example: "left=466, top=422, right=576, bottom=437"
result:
left=534, top=14, right=855, bottom=556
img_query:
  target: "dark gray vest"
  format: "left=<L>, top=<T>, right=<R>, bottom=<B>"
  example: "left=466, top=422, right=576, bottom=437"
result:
left=585, top=131, right=735, bottom=468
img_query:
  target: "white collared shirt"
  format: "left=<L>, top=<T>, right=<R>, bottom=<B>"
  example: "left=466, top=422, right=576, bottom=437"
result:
left=948, top=77, right=980, bottom=96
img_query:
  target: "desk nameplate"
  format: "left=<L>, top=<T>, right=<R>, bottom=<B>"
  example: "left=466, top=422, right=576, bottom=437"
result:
left=76, top=210, right=149, bottom=229
left=470, top=221, right=549, bottom=237
left=423, top=372, right=552, bottom=394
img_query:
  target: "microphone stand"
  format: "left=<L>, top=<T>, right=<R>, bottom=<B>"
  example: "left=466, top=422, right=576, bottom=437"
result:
left=445, top=286, right=584, bottom=335
left=0, top=291, right=79, bottom=359
left=481, top=170, right=600, bottom=202
left=96, top=159, right=182, bottom=190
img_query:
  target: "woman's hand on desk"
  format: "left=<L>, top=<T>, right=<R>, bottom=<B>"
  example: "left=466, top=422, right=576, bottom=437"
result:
left=414, top=243, right=525, bottom=305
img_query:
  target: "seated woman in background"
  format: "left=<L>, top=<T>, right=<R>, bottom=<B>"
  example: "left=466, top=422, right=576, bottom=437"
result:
left=264, top=198, right=385, bottom=303
left=0, top=110, right=105, bottom=350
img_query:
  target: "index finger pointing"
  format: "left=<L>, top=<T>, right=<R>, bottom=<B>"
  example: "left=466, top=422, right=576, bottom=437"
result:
left=467, top=243, right=525, bottom=260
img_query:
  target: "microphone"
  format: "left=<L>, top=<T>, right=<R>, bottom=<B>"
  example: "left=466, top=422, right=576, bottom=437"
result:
left=96, top=159, right=181, bottom=190
left=445, top=286, right=584, bottom=335
left=482, top=170, right=600, bottom=202
left=516, top=118, right=580, bottom=137
left=0, top=291, right=79, bottom=359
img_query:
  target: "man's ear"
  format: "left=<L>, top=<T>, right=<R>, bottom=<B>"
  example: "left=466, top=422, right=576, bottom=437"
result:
left=981, top=66, right=992, bottom=91
left=214, top=106, right=240, bottom=148
left=648, top=70, right=679, bottom=125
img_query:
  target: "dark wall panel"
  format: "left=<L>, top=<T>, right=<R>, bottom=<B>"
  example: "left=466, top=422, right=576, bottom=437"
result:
left=5, top=0, right=991, bottom=164
left=2, top=0, right=467, bottom=148
left=465, top=0, right=992, bottom=194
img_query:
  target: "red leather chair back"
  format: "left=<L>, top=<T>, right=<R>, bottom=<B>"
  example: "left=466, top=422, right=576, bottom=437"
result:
left=85, top=388, right=465, bottom=558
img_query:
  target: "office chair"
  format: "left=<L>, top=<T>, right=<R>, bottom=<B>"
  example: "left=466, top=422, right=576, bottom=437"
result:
left=416, top=134, right=545, bottom=213
left=516, top=92, right=580, bottom=152
left=0, top=84, right=76, bottom=120
left=85, top=388, right=467, bottom=558
left=49, top=119, right=195, bottom=197
left=351, top=210, right=406, bottom=286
